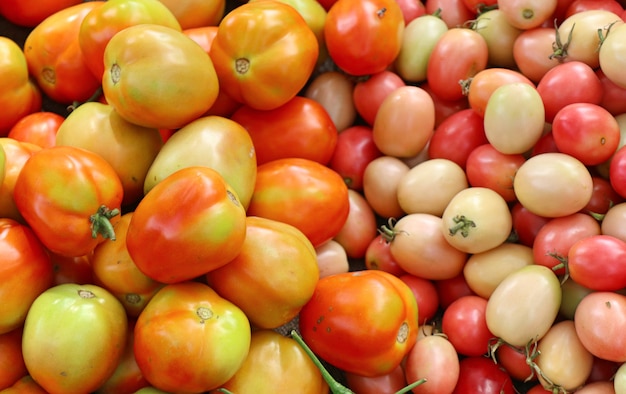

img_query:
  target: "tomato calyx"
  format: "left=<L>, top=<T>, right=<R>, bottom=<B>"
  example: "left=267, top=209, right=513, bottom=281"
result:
left=77, top=289, right=96, bottom=299
left=548, top=252, right=570, bottom=284
left=89, top=205, right=120, bottom=241
left=550, top=20, right=574, bottom=61
left=597, top=20, right=621, bottom=48
left=378, top=217, right=407, bottom=243
left=290, top=330, right=427, bottom=394
left=235, top=58, right=250, bottom=75
left=448, top=214, right=476, bottom=238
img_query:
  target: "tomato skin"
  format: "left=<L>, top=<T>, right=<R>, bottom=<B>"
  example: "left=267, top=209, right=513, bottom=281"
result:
left=344, top=364, right=407, bottom=394
left=158, top=0, right=225, bottom=29
left=247, top=158, right=350, bottom=247
left=568, top=234, right=626, bottom=291
left=442, top=295, right=493, bottom=357
left=610, top=145, right=626, bottom=199
left=513, top=27, right=560, bottom=83
left=452, top=356, right=516, bottom=394
left=206, top=216, right=319, bottom=329
left=14, top=145, right=124, bottom=258
left=230, top=96, right=338, bottom=165
left=212, top=330, right=328, bottom=393
left=364, top=234, right=408, bottom=277
left=126, top=166, right=247, bottom=284
left=324, top=0, right=404, bottom=76
left=134, top=282, right=251, bottom=392
left=404, top=334, right=460, bottom=394
left=23, top=2, right=103, bottom=105
left=399, top=274, right=440, bottom=324
left=0, top=138, right=41, bottom=222
left=510, top=202, right=550, bottom=247
left=298, top=270, right=419, bottom=377
left=0, top=328, right=26, bottom=390
left=8, top=111, right=63, bottom=149
left=435, top=273, right=476, bottom=310
left=333, top=189, right=378, bottom=259
left=210, top=1, right=319, bottom=110
left=582, top=176, right=623, bottom=216
left=22, top=283, right=128, bottom=394
left=329, top=125, right=382, bottom=191
left=305, top=71, right=357, bottom=132
left=465, top=144, right=526, bottom=202
left=353, top=70, right=406, bottom=126
left=0, top=0, right=83, bottom=27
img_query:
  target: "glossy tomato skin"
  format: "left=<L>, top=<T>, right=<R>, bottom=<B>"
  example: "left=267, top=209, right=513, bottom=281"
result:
left=344, top=364, right=407, bottom=394
left=22, top=283, right=128, bottom=394
left=210, top=1, right=319, bottom=110
left=324, top=0, right=404, bottom=76
left=453, top=356, right=516, bottom=394
left=610, top=145, right=626, bottom=199
left=8, top=111, right=63, bottom=149
left=352, top=70, right=406, bottom=126
left=441, top=295, right=493, bottom=357
left=247, top=158, right=350, bottom=247
left=134, top=282, right=251, bottom=392
left=329, top=125, right=382, bottom=191
left=230, top=96, right=338, bottom=165
left=510, top=202, right=550, bottom=247
left=568, top=234, right=626, bottom=291
left=0, top=219, right=53, bottom=335
left=0, top=138, right=41, bottom=222
left=0, top=328, right=27, bottom=390
left=126, top=166, right=247, bottom=284
left=465, top=143, right=526, bottom=202
left=23, top=2, right=103, bottom=104
left=299, top=270, right=419, bottom=377
left=13, top=145, right=124, bottom=258
left=0, top=0, right=83, bottom=27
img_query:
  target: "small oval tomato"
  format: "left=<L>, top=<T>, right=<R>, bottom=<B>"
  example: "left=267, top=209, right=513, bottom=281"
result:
left=362, top=155, right=409, bottom=218
left=486, top=265, right=561, bottom=347
left=324, top=0, right=404, bottom=76
left=0, top=328, right=26, bottom=390
left=399, top=274, right=440, bottom=324
left=304, top=71, right=357, bottom=132
left=299, top=270, right=419, bottom=377
left=568, top=234, right=626, bottom=291
left=442, top=295, right=493, bottom=357
left=329, top=125, right=382, bottom=191
left=513, top=27, right=560, bottom=83
left=206, top=216, right=319, bottom=329
left=247, top=158, right=350, bottom=247
left=404, top=334, right=460, bottom=394
left=0, top=218, right=53, bottom=335
left=498, top=0, right=558, bottom=29
left=22, top=283, right=128, bottom=394
left=474, top=9, right=523, bottom=69
left=601, top=202, right=626, bottom=241
left=364, top=234, right=408, bottom=277
left=453, top=356, right=516, bottom=394
left=134, top=282, right=251, bottom=392
left=466, top=67, right=534, bottom=118
left=510, top=202, right=550, bottom=247
left=14, top=145, right=124, bottom=257
left=353, top=70, right=406, bottom=126
left=424, top=0, right=475, bottom=28
left=465, top=143, right=526, bottom=202
left=333, top=189, right=378, bottom=259
left=210, top=0, right=318, bottom=110
left=127, top=166, right=247, bottom=283
left=599, top=21, right=626, bottom=89
left=8, top=111, right=63, bottom=149
left=230, top=96, right=337, bottom=165
left=315, top=239, right=350, bottom=278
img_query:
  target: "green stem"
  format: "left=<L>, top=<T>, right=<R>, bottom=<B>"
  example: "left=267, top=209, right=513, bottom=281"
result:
left=216, top=389, right=234, bottom=394
left=90, top=205, right=120, bottom=240
left=448, top=215, right=476, bottom=238
left=67, top=86, right=103, bottom=113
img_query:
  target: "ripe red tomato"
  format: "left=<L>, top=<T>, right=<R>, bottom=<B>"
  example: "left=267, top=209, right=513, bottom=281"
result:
left=453, top=356, right=516, bottom=394
left=7, top=111, right=63, bottom=149
left=568, top=234, right=626, bottom=291
left=324, top=0, right=405, bottom=76
left=434, top=273, right=476, bottom=310
left=610, top=145, right=626, bottom=199
left=364, top=234, right=408, bottom=277
left=329, top=125, right=382, bottom=191
left=465, top=143, right=526, bottom=202
left=0, top=0, right=83, bottom=27
left=352, top=70, right=406, bottom=126
left=398, top=274, right=440, bottom=324
left=510, top=202, right=551, bottom=247
left=0, top=328, right=26, bottom=390
left=442, top=295, right=493, bottom=357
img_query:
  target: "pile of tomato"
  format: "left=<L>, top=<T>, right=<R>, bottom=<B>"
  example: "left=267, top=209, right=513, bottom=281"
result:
left=3, top=0, right=626, bottom=392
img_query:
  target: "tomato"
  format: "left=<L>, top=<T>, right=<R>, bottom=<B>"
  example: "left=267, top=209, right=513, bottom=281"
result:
left=441, top=295, right=493, bottom=357
left=394, top=14, right=448, bottom=83
left=230, top=96, right=337, bottom=165
left=560, top=278, right=594, bottom=320
left=552, top=103, right=620, bottom=166
left=333, top=189, right=378, bottom=259
left=532, top=212, right=601, bottom=275
left=213, top=330, right=327, bottom=393
left=0, top=327, right=26, bottom=390
left=486, top=265, right=561, bottom=347
left=568, top=234, right=626, bottom=291
left=206, top=216, right=318, bottom=329
left=14, top=145, right=123, bottom=257
left=210, top=1, right=318, bottom=110
left=441, top=187, right=513, bottom=254
left=103, top=24, right=218, bottom=129
left=384, top=213, right=469, bottom=280
left=466, top=68, right=534, bottom=118
left=0, top=37, right=42, bottom=136
left=473, top=9, right=523, bottom=69
left=0, top=0, right=82, bottom=27
left=56, top=102, right=164, bottom=207
left=362, top=155, right=409, bottom=218
left=22, top=283, right=128, bottom=394
left=23, top=2, right=102, bottom=105
left=8, top=111, right=63, bottom=149
left=78, top=0, right=182, bottom=81
left=49, top=251, right=93, bottom=286
left=513, top=152, right=594, bottom=217
left=565, top=0, right=624, bottom=16
left=583, top=176, right=623, bottom=216
left=315, top=239, right=350, bottom=278
left=609, top=145, right=626, bottom=199
left=575, top=291, right=626, bottom=362
left=465, top=143, right=526, bottom=202
left=484, top=82, right=545, bottom=155
left=0, top=219, right=53, bottom=335
left=498, top=0, right=558, bottom=29
left=353, top=70, right=406, bottom=126
left=513, top=26, right=560, bottom=83
left=602, top=202, right=626, bottom=241
left=463, top=242, right=535, bottom=299
left=324, top=0, right=404, bottom=76
left=299, top=270, right=418, bottom=377
left=399, top=274, right=440, bottom=324
left=426, top=27, right=489, bottom=101
left=372, top=85, right=434, bottom=158
left=133, top=281, right=251, bottom=392
left=530, top=130, right=560, bottom=156
left=126, top=166, right=247, bottom=283
left=435, top=273, right=476, bottom=310
left=425, top=0, right=476, bottom=27
left=496, top=343, right=535, bottom=382
left=304, top=71, right=357, bottom=132
left=427, top=108, right=488, bottom=169
left=0, top=139, right=40, bottom=222
left=404, top=334, right=460, bottom=394
left=599, top=22, right=626, bottom=89
left=536, top=61, right=604, bottom=123
left=158, top=0, right=225, bottom=29
left=453, top=356, right=516, bottom=394
left=510, top=202, right=551, bottom=247
left=247, top=158, right=349, bottom=247
left=329, top=125, right=382, bottom=191
left=364, top=234, right=408, bottom=277
left=344, top=364, right=407, bottom=394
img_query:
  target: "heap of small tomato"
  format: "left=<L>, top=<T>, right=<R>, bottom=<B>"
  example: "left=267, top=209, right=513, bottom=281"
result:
left=4, top=0, right=626, bottom=393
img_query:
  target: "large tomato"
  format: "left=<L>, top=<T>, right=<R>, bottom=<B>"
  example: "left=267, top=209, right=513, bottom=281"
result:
left=22, top=283, right=128, bottom=394
left=13, top=145, right=124, bottom=258
left=126, top=166, right=247, bottom=283
left=324, top=0, right=405, bottom=76
left=102, top=24, right=219, bottom=129
left=247, top=158, right=350, bottom=247
left=298, top=270, right=419, bottom=377
left=0, top=0, right=83, bottom=27
left=133, top=281, right=251, bottom=392
left=0, top=138, right=41, bottom=222
left=7, top=111, right=64, bottom=149
left=210, top=0, right=319, bottom=110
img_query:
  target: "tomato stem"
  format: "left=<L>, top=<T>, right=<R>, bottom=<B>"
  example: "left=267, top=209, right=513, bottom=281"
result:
left=90, top=205, right=120, bottom=241
left=547, top=252, right=570, bottom=285
left=550, top=20, right=574, bottom=61
left=67, top=86, right=103, bottom=113
left=215, top=389, right=234, bottom=394
left=377, top=217, right=399, bottom=243
left=448, top=215, right=476, bottom=238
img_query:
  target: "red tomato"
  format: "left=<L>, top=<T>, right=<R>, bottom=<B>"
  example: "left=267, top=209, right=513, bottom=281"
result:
left=247, top=158, right=350, bottom=247
left=395, top=0, right=426, bottom=24
left=568, top=234, right=626, bottom=290
left=0, top=328, right=26, bottom=390
left=344, top=364, right=408, bottom=394
left=420, top=82, right=470, bottom=127
left=0, top=0, right=83, bottom=27
left=564, top=0, right=624, bottom=17
left=328, top=125, right=382, bottom=191
left=435, top=273, right=476, bottom=310
left=510, top=202, right=551, bottom=247
left=427, top=108, right=488, bottom=169
left=582, top=176, right=623, bottom=215
left=425, top=0, right=476, bottom=27
left=7, top=111, right=63, bottom=149
left=512, top=27, right=560, bottom=83
left=597, top=68, right=626, bottom=116
left=333, top=189, right=378, bottom=259
left=530, top=130, right=560, bottom=156
left=465, top=143, right=526, bottom=202
left=441, top=295, right=493, bottom=357
left=398, top=274, right=440, bottom=324
left=610, top=145, right=626, bottom=199
left=230, top=96, right=338, bottom=165
left=496, top=343, right=535, bottom=382
left=452, top=356, right=516, bottom=394
left=298, top=270, right=419, bottom=377
left=364, top=234, right=408, bottom=277
left=352, top=70, right=406, bottom=126
left=324, top=0, right=405, bottom=76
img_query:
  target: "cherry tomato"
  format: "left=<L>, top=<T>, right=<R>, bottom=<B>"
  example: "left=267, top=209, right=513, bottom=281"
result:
left=399, top=274, right=440, bottom=324
left=453, top=356, right=516, bottom=394
left=568, top=234, right=626, bottom=291
left=425, top=0, right=476, bottom=27
left=582, top=176, right=623, bottom=216
left=333, top=189, right=378, bottom=259
left=363, top=155, right=409, bottom=218
left=364, top=234, right=408, bottom=277
left=510, top=202, right=551, bottom=247
left=315, top=239, right=350, bottom=278
left=0, top=328, right=26, bottom=390
left=599, top=21, right=626, bottom=89
left=344, top=364, right=407, bottom=394
left=442, top=295, right=493, bottom=357
left=512, top=26, right=560, bottom=83
left=158, top=0, right=225, bottom=29
left=465, top=143, right=526, bottom=202
left=473, top=9, right=523, bottom=69
left=404, top=334, right=460, bottom=394
left=498, top=0, right=558, bottom=29
left=353, top=70, right=406, bottom=126
left=0, top=0, right=83, bottom=27
left=304, top=71, right=357, bottom=132
left=328, top=125, right=382, bottom=191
